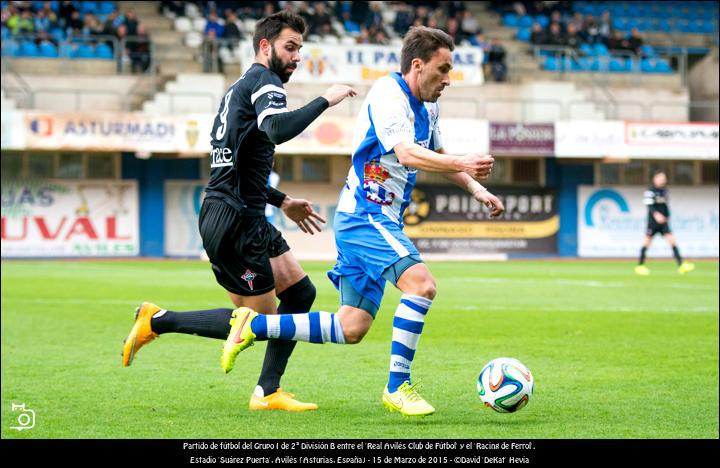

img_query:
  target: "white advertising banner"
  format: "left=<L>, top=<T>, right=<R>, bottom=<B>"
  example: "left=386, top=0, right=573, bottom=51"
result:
left=21, top=111, right=214, bottom=155
left=238, top=41, right=484, bottom=85
left=556, top=121, right=719, bottom=159
left=578, top=185, right=719, bottom=258
left=1, top=180, right=139, bottom=257
left=164, top=181, right=340, bottom=260
left=1, top=111, right=26, bottom=150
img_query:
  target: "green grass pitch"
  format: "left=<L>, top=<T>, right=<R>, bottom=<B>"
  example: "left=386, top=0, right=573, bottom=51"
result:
left=1, top=259, right=718, bottom=439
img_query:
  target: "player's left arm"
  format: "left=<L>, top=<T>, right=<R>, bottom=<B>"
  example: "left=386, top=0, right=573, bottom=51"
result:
left=436, top=148, right=505, bottom=218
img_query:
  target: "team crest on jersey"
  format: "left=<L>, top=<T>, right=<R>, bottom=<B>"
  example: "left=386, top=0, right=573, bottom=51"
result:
left=241, top=269, right=257, bottom=291
left=364, top=162, right=396, bottom=206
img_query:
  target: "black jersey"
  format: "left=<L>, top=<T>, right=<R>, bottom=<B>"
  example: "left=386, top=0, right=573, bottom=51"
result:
left=643, top=186, right=670, bottom=220
left=205, top=63, right=288, bottom=216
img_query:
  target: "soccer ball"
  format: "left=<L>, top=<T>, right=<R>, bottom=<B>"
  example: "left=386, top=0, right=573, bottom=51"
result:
left=477, top=357, right=534, bottom=413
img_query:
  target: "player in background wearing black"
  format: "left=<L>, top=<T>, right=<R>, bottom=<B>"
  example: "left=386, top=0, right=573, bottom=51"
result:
left=121, top=11, right=357, bottom=411
left=635, top=170, right=695, bottom=275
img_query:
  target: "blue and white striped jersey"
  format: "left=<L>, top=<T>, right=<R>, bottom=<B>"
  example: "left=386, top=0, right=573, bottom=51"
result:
left=336, top=72, right=443, bottom=225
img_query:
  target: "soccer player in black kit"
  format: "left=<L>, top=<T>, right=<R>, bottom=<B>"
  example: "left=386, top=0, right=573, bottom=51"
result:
left=635, top=170, right=695, bottom=275
left=121, top=11, right=357, bottom=411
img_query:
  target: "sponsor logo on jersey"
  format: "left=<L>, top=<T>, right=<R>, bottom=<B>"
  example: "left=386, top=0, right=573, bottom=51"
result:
left=210, top=146, right=233, bottom=168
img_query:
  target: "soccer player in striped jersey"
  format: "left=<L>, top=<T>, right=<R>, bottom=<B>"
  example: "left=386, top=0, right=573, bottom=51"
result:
left=221, top=26, right=505, bottom=417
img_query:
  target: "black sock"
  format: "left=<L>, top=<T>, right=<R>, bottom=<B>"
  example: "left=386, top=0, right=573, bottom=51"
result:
left=257, top=276, right=316, bottom=396
left=151, top=308, right=234, bottom=339
left=639, top=247, right=647, bottom=265
left=672, top=246, right=683, bottom=265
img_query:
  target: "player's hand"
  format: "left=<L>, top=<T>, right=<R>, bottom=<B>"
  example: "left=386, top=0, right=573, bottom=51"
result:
left=653, top=212, right=667, bottom=224
left=474, top=190, right=505, bottom=218
left=281, top=197, right=327, bottom=235
left=322, top=85, right=357, bottom=107
left=458, top=153, right=494, bottom=180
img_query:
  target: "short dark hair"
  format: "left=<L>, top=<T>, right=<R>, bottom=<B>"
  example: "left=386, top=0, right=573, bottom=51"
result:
left=400, top=26, right=455, bottom=74
left=253, top=11, right=306, bottom=54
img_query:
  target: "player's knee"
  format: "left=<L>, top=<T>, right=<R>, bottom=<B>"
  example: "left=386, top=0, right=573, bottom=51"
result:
left=415, top=279, right=437, bottom=300
left=343, top=325, right=368, bottom=344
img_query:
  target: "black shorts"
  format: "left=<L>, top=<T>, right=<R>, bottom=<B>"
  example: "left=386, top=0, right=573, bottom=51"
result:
left=647, top=220, right=671, bottom=237
left=198, top=198, right=290, bottom=296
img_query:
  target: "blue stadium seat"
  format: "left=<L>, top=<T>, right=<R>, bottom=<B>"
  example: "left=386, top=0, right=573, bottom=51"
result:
left=640, top=45, right=656, bottom=58
left=503, top=14, right=519, bottom=28
left=608, top=57, right=625, bottom=72
left=59, top=42, right=73, bottom=58
left=594, top=43, right=609, bottom=56
left=543, top=56, right=559, bottom=71
left=1, top=39, right=20, bottom=57
left=1, top=26, right=9, bottom=40
left=612, top=17, right=628, bottom=30
left=516, top=28, right=531, bottom=41
left=657, top=19, right=672, bottom=32
left=576, top=57, right=592, bottom=71
left=50, top=27, right=65, bottom=43
left=95, top=43, right=113, bottom=59
left=579, top=43, right=595, bottom=56
left=38, top=41, right=58, bottom=57
left=654, top=59, right=672, bottom=73
left=99, top=2, right=116, bottom=14
left=535, top=15, right=549, bottom=28
left=19, top=40, right=40, bottom=57
left=519, top=15, right=534, bottom=28
left=73, top=43, right=95, bottom=58
left=82, top=1, right=98, bottom=13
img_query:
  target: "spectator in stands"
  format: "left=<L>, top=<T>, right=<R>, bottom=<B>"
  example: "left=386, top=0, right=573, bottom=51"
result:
left=349, top=0, right=370, bottom=26
left=160, top=1, right=186, bottom=18
left=33, top=8, right=52, bottom=33
left=66, top=10, right=83, bottom=36
left=581, top=15, right=600, bottom=44
left=606, top=30, right=628, bottom=51
left=204, top=11, right=224, bottom=38
left=546, top=21, right=564, bottom=46
left=628, top=28, right=644, bottom=55
left=8, top=9, right=34, bottom=35
left=341, top=10, right=361, bottom=35
left=371, top=27, right=388, bottom=45
left=58, top=0, right=76, bottom=30
left=202, top=27, right=223, bottom=73
left=530, top=21, right=546, bottom=45
left=262, top=3, right=276, bottom=17
left=223, top=10, right=243, bottom=45
left=460, top=10, right=480, bottom=38
left=487, top=38, right=507, bottom=82
left=37, top=2, right=57, bottom=29
left=445, top=17, right=464, bottom=46
left=598, top=10, right=612, bottom=41
left=568, top=12, right=584, bottom=34
left=356, top=25, right=371, bottom=44
left=81, top=13, right=102, bottom=38
left=564, top=22, right=581, bottom=49
left=124, top=9, right=139, bottom=36
left=296, top=2, right=314, bottom=34
left=311, top=2, right=338, bottom=38
left=413, top=5, right=430, bottom=27
left=393, top=2, right=414, bottom=36
left=128, top=23, right=151, bottom=73
left=364, top=1, right=384, bottom=33
left=512, top=2, right=527, bottom=17
left=548, top=10, right=566, bottom=34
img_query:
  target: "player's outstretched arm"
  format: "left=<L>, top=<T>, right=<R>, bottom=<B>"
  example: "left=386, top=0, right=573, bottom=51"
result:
left=261, top=85, right=356, bottom=145
left=280, top=196, right=327, bottom=235
left=393, top=141, right=494, bottom=180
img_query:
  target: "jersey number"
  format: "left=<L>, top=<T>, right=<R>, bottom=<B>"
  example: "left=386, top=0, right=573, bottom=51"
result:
left=215, top=89, right=234, bottom=140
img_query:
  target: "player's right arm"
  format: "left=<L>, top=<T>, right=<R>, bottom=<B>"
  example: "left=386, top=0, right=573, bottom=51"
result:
left=394, top=142, right=494, bottom=180
left=643, top=189, right=666, bottom=224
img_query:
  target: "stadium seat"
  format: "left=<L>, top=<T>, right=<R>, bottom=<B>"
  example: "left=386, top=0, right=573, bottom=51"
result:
left=340, top=36, right=356, bottom=46
left=19, top=40, right=40, bottom=57
left=1, top=40, right=20, bottom=57
left=608, top=57, right=626, bottom=73
left=1, top=26, right=9, bottom=40
left=99, top=2, right=115, bottom=14
left=175, top=17, right=192, bottom=33
left=58, top=42, right=73, bottom=57
left=576, top=56, right=592, bottom=71
left=543, top=56, right=559, bottom=71
left=657, top=19, right=673, bottom=32
left=579, top=43, right=594, bottom=56
left=519, top=15, right=533, bottom=28
left=184, top=31, right=203, bottom=48
left=193, top=17, right=207, bottom=32
left=640, top=45, right=656, bottom=58
left=185, top=2, right=200, bottom=19
left=324, top=35, right=340, bottom=45
left=95, top=43, right=113, bottom=59
left=82, top=1, right=98, bottom=13
left=38, top=40, right=59, bottom=58
left=535, top=15, right=549, bottom=28
left=516, top=28, right=531, bottom=41
left=50, top=27, right=65, bottom=42
left=654, top=59, right=673, bottom=73
left=503, top=14, right=519, bottom=28
left=73, top=43, right=95, bottom=59
left=594, top=43, right=609, bottom=56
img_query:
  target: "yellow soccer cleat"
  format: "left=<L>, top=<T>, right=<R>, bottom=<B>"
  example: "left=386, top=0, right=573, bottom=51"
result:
left=678, top=262, right=695, bottom=274
left=249, top=388, right=318, bottom=412
left=122, top=302, right=160, bottom=367
left=220, top=307, right=257, bottom=374
left=634, top=265, right=650, bottom=275
left=382, top=382, right=435, bottom=417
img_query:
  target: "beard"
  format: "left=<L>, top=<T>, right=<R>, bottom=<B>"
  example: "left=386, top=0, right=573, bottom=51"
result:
left=269, top=46, right=296, bottom=83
